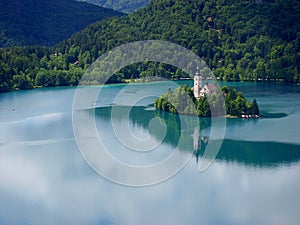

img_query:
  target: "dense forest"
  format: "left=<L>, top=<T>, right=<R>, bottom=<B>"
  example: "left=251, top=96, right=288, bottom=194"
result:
left=0, top=0, right=300, bottom=93
left=0, top=0, right=123, bottom=47
left=155, top=84, right=260, bottom=117
left=76, top=0, right=152, bottom=13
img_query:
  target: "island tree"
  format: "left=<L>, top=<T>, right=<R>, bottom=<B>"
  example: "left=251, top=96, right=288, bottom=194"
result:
left=155, top=85, right=260, bottom=118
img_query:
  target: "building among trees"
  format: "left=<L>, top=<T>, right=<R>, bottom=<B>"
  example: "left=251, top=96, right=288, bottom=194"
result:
left=155, top=67, right=260, bottom=118
left=192, top=66, right=217, bottom=99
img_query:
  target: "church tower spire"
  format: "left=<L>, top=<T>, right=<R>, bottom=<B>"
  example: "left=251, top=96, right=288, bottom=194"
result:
left=193, top=65, right=202, bottom=99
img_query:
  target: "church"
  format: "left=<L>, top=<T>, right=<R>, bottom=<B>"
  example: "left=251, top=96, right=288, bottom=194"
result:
left=192, top=66, right=217, bottom=99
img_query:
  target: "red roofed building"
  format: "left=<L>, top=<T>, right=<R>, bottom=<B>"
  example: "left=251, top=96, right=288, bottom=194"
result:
left=193, top=66, right=217, bottom=99
left=200, top=82, right=217, bottom=96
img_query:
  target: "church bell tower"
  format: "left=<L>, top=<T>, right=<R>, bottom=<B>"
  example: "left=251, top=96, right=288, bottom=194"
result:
left=193, top=65, right=202, bottom=99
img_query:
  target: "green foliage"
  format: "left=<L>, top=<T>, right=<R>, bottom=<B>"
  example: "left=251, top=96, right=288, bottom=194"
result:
left=0, top=0, right=300, bottom=92
left=196, top=95, right=211, bottom=117
left=224, top=86, right=260, bottom=117
left=155, top=85, right=260, bottom=117
left=12, top=73, right=33, bottom=90
left=155, top=85, right=204, bottom=116
left=77, top=0, right=152, bottom=13
left=0, top=0, right=124, bottom=47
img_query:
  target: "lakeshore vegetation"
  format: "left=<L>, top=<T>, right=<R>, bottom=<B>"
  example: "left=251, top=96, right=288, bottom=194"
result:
left=0, top=0, right=299, bottom=93
left=155, top=85, right=260, bottom=117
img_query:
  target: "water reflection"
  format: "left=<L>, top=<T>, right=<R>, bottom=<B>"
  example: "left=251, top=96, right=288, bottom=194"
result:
left=95, top=105, right=300, bottom=168
left=1, top=83, right=300, bottom=225
left=193, top=127, right=209, bottom=163
left=2, top=139, right=300, bottom=225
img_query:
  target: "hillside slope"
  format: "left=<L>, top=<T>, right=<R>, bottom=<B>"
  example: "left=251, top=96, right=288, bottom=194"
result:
left=56, top=0, right=300, bottom=81
left=0, top=0, right=299, bottom=92
left=76, top=0, right=152, bottom=13
left=0, top=0, right=124, bottom=47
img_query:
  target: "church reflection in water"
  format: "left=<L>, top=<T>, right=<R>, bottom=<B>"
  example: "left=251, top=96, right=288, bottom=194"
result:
left=193, top=126, right=208, bottom=163
left=94, top=105, right=300, bottom=168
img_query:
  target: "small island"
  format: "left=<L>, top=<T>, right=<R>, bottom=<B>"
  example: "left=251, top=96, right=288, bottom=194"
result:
left=155, top=67, right=260, bottom=118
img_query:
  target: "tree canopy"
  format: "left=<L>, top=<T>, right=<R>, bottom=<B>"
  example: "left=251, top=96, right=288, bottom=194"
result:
left=0, top=0, right=299, bottom=92
left=155, top=85, right=260, bottom=118
left=76, top=0, right=152, bottom=13
left=0, top=0, right=124, bottom=47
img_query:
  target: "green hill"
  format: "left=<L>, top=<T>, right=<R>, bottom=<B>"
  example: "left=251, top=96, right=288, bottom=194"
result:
left=0, top=0, right=299, bottom=92
left=0, top=0, right=124, bottom=47
left=76, top=0, right=152, bottom=13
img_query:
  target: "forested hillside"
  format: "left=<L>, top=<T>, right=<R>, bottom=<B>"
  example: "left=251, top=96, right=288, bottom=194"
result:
left=0, top=0, right=123, bottom=47
left=0, top=0, right=299, bottom=92
left=76, top=0, right=152, bottom=13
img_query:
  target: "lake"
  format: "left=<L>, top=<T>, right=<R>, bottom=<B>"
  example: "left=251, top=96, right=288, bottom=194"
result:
left=0, top=81, right=300, bottom=225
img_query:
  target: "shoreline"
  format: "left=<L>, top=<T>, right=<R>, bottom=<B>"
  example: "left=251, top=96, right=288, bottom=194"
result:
left=2, top=78, right=299, bottom=94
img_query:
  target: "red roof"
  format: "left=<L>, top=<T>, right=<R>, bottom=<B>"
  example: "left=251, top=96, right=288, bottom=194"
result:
left=205, top=84, right=217, bottom=91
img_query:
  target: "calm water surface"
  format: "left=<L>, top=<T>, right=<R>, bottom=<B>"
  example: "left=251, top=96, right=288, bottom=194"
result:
left=0, top=81, right=300, bottom=225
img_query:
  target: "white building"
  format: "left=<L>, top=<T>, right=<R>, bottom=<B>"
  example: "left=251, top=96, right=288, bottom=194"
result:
left=193, top=66, right=217, bottom=99
left=193, top=65, right=202, bottom=99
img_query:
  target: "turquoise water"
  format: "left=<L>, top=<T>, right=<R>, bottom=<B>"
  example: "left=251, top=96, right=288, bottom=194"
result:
left=0, top=82, right=300, bottom=225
